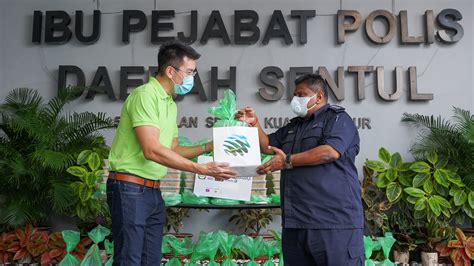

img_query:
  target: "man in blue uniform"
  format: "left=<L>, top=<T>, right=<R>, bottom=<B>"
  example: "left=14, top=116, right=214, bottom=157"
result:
left=237, top=74, right=364, bottom=265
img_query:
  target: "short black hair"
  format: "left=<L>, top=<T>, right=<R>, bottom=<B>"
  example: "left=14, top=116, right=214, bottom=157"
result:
left=157, top=41, right=201, bottom=75
left=294, top=74, right=328, bottom=99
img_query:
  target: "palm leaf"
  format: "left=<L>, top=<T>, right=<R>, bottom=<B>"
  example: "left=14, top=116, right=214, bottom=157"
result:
left=2, top=88, right=43, bottom=111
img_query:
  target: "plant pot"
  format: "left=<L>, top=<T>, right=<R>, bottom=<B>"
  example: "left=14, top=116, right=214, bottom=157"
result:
left=392, top=250, right=409, bottom=264
left=421, top=251, right=438, bottom=266
left=248, top=233, right=275, bottom=241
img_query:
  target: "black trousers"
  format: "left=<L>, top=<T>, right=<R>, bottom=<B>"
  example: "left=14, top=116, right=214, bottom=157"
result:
left=282, top=228, right=364, bottom=266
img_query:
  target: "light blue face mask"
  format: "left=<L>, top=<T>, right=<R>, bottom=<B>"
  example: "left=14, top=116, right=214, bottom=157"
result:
left=174, top=75, right=194, bottom=95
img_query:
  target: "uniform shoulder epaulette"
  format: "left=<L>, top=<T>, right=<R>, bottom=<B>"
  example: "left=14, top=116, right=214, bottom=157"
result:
left=328, top=105, right=345, bottom=113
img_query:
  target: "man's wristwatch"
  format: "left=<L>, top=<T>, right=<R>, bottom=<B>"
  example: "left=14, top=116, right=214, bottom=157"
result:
left=285, top=153, right=293, bottom=169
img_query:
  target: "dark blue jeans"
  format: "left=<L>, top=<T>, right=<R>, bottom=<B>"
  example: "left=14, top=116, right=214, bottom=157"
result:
left=106, top=179, right=166, bottom=266
left=282, top=228, right=364, bottom=266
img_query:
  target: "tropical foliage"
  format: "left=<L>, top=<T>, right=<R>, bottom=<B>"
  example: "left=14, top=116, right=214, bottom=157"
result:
left=0, top=87, right=114, bottom=230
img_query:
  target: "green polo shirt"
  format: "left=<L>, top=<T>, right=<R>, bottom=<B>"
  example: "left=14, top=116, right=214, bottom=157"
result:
left=109, top=77, right=178, bottom=180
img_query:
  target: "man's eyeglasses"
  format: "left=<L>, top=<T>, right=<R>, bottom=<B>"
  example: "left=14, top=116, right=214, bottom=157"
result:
left=172, top=66, right=197, bottom=77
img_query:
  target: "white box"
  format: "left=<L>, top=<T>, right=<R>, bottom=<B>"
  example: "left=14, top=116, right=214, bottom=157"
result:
left=193, top=156, right=253, bottom=201
left=213, top=126, right=261, bottom=177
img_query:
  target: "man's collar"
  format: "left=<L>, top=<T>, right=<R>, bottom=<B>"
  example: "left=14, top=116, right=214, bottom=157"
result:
left=149, top=76, right=171, bottom=100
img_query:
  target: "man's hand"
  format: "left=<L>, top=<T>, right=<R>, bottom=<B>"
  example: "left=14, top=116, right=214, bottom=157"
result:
left=200, top=162, right=236, bottom=181
left=235, top=107, right=257, bottom=126
left=257, top=146, right=286, bottom=174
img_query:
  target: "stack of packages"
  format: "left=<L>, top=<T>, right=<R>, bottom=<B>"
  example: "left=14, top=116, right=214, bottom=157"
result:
left=161, top=168, right=181, bottom=194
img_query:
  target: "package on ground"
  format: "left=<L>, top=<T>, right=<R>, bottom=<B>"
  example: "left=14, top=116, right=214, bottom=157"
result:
left=193, top=155, right=253, bottom=201
left=213, top=126, right=261, bottom=177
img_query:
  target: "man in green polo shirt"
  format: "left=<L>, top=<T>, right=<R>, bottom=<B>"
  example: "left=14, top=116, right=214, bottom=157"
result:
left=107, top=41, right=235, bottom=265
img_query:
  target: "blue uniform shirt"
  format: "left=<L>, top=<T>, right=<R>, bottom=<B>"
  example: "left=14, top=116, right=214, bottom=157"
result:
left=269, top=104, right=364, bottom=229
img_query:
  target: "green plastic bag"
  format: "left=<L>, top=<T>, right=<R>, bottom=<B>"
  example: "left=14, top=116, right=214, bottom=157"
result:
left=163, top=234, right=193, bottom=266
left=216, top=230, right=238, bottom=266
left=182, top=190, right=210, bottom=205
left=59, top=230, right=81, bottom=266
left=262, top=240, right=279, bottom=266
left=163, top=192, right=183, bottom=206
left=162, top=234, right=174, bottom=255
left=104, top=239, right=113, bottom=266
left=269, top=231, right=283, bottom=266
left=377, top=232, right=396, bottom=260
left=363, top=236, right=375, bottom=266
left=208, top=90, right=247, bottom=127
left=179, top=137, right=211, bottom=162
left=245, top=195, right=271, bottom=204
left=270, top=194, right=280, bottom=204
left=81, top=225, right=111, bottom=266
left=261, top=154, right=273, bottom=164
left=210, top=198, right=241, bottom=206
left=235, top=235, right=266, bottom=266
left=193, top=232, right=220, bottom=264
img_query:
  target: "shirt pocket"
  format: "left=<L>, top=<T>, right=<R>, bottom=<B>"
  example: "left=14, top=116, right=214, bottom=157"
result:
left=281, top=130, right=296, bottom=153
left=300, top=124, right=323, bottom=152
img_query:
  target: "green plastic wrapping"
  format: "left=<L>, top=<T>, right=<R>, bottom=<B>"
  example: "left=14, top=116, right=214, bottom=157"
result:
left=59, top=230, right=81, bottom=266
left=162, top=234, right=194, bottom=266
left=270, top=194, right=280, bottom=204
left=210, top=198, right=241, bottom=206
left=193, top=232, right=220, bottom=264
left=270, top=231, right=283, bottom=266
left=80, top=225, right=111, bottom=266
left=261, top=154, right=273, bottom=164
left=104, top=239, right=114, bottom=266
left=216, top=230, right=238, bottom=266
left=165, top=258, right=182, bottom=266
left=179, top=136, right=212, bottom=162
left=208, top=90, right=247, bottom=128
left=377, top=232, right=396, bottom=259
left=378, top=260, right=395, bottom=266
left=91, top=183, right=107, bottom=200
left=182, top=190, right=210, bottom=205
left=163, top=192, right=183, bottom=206
left=261, top=240, right=279, bottom=266
left=235, top=235, right=266, bottom=266
left=162, top=234, right=174, bottom=255
left=364, top=233, right=396, bottom=266
left=244, top=195, right=271, bottom=204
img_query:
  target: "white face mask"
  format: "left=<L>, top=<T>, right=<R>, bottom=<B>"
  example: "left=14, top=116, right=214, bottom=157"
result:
left=291, top=94, right=316, bottom=117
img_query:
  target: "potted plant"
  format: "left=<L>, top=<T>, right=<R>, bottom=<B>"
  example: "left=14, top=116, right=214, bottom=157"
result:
left=3, top=224, right=49, bottom=265
left=163, top=208, right=191, bottom=260
left=361, top=166, right=392, bottom=237
left=436, top=228, right=474, bottom=265
left=39, top=231, right=92, bottom=265
left=416, top=220, right=454, bottom=266
left=402, top=107, right=474, bottom=227
left=229, top=209, right=279, bottom=240
left=0, top=87, right=114, bottom=230
left=67, top=149, right=111, bottom=234
left=388, top=210, right=420, bottom=264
